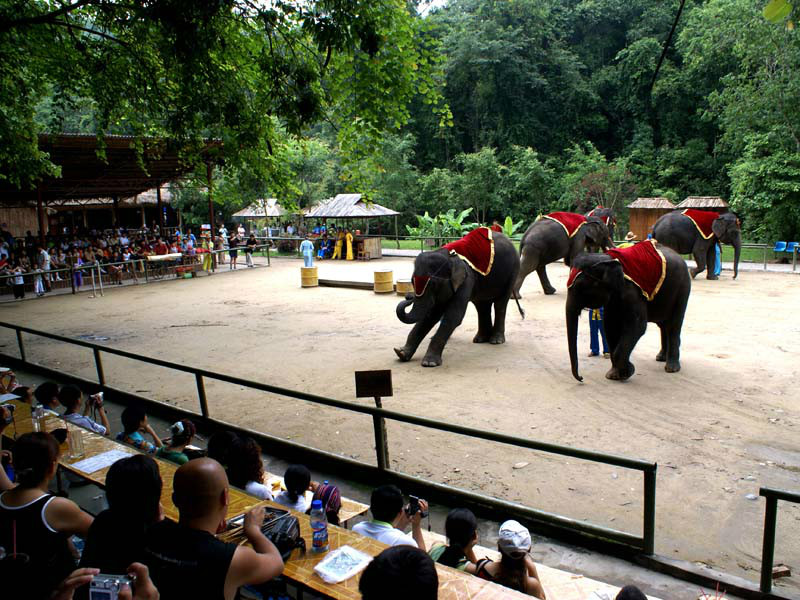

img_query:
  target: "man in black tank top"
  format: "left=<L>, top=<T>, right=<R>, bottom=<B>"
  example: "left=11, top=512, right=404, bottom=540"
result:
left=144, top=458, right=284, bottom=600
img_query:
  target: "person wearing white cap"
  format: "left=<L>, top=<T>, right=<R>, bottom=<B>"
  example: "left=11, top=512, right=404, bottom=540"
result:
left=474, top=520, right=546, bottom=598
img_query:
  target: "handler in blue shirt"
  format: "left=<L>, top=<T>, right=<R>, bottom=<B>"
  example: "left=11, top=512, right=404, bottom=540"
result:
left=300, top=237, right=315, bottom=267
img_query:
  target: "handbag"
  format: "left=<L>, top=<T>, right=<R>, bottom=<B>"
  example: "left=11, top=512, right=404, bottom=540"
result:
left=263, top=513, right=306, bottom=561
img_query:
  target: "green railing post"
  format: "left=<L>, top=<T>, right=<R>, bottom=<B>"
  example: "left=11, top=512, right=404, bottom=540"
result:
left=93, top=348, right=105, bottom=387
left=195, top=373, right=209, bottom=418
left=15, top=329, right=26, bottom=362
left=643, top=467, right=656, bottom=554
left=759, top=496, right=778, bottom=593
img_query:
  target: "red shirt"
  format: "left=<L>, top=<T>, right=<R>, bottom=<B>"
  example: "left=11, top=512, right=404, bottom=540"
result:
left=154, top=241, right=169, bottom=255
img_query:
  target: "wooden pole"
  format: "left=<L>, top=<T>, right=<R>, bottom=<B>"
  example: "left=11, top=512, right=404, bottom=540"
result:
left=207, top=162, right=215, bottom=236
left=112, top=196, right=119, bottom=228
left=395, top=215, right=399, bottom=249
left=156, top=186, right=164, bottom=232
left=36, top=184, right=46, bottom=245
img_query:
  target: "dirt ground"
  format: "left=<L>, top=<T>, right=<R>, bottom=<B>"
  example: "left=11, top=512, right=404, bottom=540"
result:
left=1, top=256, right=798, bottom=592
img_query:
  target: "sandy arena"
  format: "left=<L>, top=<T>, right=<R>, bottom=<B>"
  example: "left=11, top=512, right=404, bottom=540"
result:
left=1, top=256, right=798, bottom=590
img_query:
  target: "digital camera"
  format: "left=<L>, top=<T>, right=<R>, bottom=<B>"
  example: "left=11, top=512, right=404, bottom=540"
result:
left=405, top=495, right=428, bottom=518
left=89, top=574, right=132, bottom=600
left=2, top=403, right=14, bottom=424
left=88, top=392, right=104, bottom=408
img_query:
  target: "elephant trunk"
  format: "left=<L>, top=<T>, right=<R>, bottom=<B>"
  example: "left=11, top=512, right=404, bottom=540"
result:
left=396, top=297, right=418, bottom=324
left=731, top=234, right=741, bottom=280
left=566, top=296, right=583, bottom=382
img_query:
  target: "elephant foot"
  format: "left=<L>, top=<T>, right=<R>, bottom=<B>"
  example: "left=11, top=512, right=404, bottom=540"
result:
left=394, top=347, right=412, bottom=362
left=706, top=275, right=718, bottom=280
left=690, top=271, right=700, bottom=280
left=489, top=333, right=505, bottom=344
left=605, top=363, right=635, bottom=381
left=512, top=290, right=522, bottom=300
left=421, top=355, right=442, bottom=367
left=665, top=361, right=681, bottom=373
left=473, top=333, right=490, bottom=344
left=655, top=350, right=666, bottom=362
left=543, top=286, right=556, bottom=295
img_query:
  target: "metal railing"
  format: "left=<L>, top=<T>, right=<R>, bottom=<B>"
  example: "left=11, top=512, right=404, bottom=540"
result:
left=759, top=486, right=800, bottom=593
left=0, top=320, right=658, bottom=554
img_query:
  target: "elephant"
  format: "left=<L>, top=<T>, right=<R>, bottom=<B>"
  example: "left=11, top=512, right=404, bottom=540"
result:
left=585, top=206, right=617, bottom=241
left=394, top=231, right=520, bottom=367
left=565, top=243, right=691, bottom=381
left=652, top=210, right=741, bottom=279
left=514, top=214, right=614, bottom=297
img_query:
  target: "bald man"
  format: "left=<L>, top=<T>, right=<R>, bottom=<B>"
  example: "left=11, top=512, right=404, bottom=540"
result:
left=144, top=458, right=283, bottom=600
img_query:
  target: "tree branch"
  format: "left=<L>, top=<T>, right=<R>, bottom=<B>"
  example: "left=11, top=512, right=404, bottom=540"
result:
left=0, top=0, right=93, bottom=34
left=52, top=19, right=130, bottom=47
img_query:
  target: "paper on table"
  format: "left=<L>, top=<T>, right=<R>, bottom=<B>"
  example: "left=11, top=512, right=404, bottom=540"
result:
left=0, top=393, right=19, bottom=402
left=69, top=449, right=133, bottom=474
left=313, top=545, right=373, bottom=584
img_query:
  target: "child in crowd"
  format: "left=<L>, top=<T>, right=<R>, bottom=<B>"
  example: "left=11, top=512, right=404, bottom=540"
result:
left=156, top=419, right=196, bottom=465
left=310, top=482, right=342, bottom=526
left=206, top=430, right=239, bottom=468
left=226, top=435, right=272, bottom=501
left=274, top=464, right=311, bottom=512
left=60, top=384, right=111, bottom=436
left=475, top=520, right=546, bottom=599
left=117, top=406, right=163, bottom=453
left=429, top=508, right=479, bottom=572
left=11, top=385, right=34, bottom=404
left=33, top=381, right=61, bottom=413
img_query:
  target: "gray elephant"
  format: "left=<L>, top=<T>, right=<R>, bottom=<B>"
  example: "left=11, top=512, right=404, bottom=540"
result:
left=395, top=228, right=521, bottom=367
left=514, top=212, right=614, bottom=297
left=652, top=210, right=741, bottom=279
left=566, top=241, right=691, bottom=381
left=586, top=206, right=616, bottom=241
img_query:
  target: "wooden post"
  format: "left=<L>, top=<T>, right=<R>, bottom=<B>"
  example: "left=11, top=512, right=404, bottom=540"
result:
left=37, top=184, right=46, bottom=245
left=156, top=186, right=164, bottom=232
left=82, top=209, right=88, bottom=229
left=207, top=162, right=215, bottom=236
left=112, top=196, right=119, bottom=228
left=394, top=215, right=399, bottom=249
left=140, top=206, right=146, bottom=229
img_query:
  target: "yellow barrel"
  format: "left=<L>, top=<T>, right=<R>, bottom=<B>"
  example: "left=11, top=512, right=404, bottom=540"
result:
left=374, top=270, right=394, bottom=293
left=396, top=278, right=413, bottom=296
left=301, top=266, right=318, bottom=288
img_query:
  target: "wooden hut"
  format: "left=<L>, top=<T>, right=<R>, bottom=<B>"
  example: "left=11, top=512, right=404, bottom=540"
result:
left=627, top=197, right=676, bottom=241
left=675, top=196, right=729, bottom=214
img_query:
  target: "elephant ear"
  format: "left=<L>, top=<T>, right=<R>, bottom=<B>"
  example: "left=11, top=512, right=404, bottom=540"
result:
left=450, top=254, right=468, bottom=292
left=587, top=258, right=625, bottom=293
left=711, top=216, right=727, bottom=238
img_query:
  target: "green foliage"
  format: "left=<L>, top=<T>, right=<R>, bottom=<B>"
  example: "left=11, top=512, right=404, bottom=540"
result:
left=502, top=216, right=525, bottom=238
left=405, top=207, right=476, bottom=239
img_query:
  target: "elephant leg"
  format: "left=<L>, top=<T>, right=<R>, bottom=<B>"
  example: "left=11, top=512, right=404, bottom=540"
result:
left=705, top=242, right=718, bottom=280
left=394, top=309, right=442, bottom=362
left=656, top=324, right=667, bottom=362
left=473, top=301, right=493, bottom=343
left=663, top=294, right=688, bottom=373
left=690, top=241, right=708, bottom=279
left=605, top=306, right=645, bottom=381
left=536, top=263, right=556, bottom=295
left=422, top=296, right=469, bottom=367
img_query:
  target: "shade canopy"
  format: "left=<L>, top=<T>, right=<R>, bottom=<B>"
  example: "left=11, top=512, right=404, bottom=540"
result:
left=232, top=199, right=286, bottom=218
left=628, top=197, right=676, bottom=210
left=304, top=194, right=399, bottom=219
left=0, top=134, right=220, bottom=206
left=676, top=196, right=729, bottom=210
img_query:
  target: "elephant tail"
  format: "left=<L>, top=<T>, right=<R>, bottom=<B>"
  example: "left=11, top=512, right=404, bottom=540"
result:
left=513, top=295, right=526, bottom=319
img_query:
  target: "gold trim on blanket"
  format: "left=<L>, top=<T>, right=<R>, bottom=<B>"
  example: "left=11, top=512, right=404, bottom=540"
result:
left=542, top=215, right=585, bottom=238
left=449, top=227, right=495, bottom=276
left=681, top=209, right=715, bottom=240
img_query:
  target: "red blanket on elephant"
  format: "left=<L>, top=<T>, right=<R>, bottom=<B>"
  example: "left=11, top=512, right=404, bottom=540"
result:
left=682, top=209, right=718, bottom=240
left=443, top=227, right=495, bottom=276
left=606, top=239, right=667, bottom=301
left=542, top=212, right=586, bottom=237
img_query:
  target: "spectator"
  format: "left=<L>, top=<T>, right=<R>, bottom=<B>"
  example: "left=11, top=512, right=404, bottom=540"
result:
left=245, top=233, right=257, bottom=267
left=310, top=482, right=342, bottom=527
left=11, top=385, right=34, bottom=404
left=156, top=419, right=196, bottom=465
left=207, top=430, right=239, bottom=468
left=52, top=563, right=160, bottom=600
left=429, top=508, right=479, bottom=572
left=144, top=458, right=284, bottom=600
left=273, top=464, right=311, bottom=512
left=153, top=236, right=169, bottom=256
left=60, top=385, right=111, bottom=436
left=228, top=232, right=240, bottom=270
left=226, top=435, right=272, bottom=501
left=353, top=484, right=428, bottom=550
left=474, top=520, right=545, bottom=599
left=117, top=406, right=163, bottom=453
left=359, top=545, right=438, bottom=600
left=81, top=454, right=163, bottom=574
left=0, top=406, right=15, bottom=491
left=616, top=585, right=648, bottom=600
left=0, top=432, right=93, bottom=599
left=0, top=369, right=19, bottom=394
left=11, top=262, right=25, bottom=299
left=37, top=243, right=52, bottom=292
left=34, top=380, right=61, bottom=413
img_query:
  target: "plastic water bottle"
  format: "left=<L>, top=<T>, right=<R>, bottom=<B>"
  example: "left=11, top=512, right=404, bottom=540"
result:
left=310, top=499, right=329, bottom=553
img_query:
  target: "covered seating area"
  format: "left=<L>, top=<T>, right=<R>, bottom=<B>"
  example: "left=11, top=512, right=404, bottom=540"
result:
left=304, top=194, right=399, bottom=260
left=232, top=198, right=289, bottom=236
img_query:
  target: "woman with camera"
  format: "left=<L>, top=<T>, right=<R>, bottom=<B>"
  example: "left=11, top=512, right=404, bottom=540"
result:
left=59, top=385, right=111, bottom=436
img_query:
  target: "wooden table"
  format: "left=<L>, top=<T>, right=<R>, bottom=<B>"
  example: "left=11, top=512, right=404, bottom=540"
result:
left=3, top=402, right=529, bottom=599
left=263, top=472, right=369, bottom=527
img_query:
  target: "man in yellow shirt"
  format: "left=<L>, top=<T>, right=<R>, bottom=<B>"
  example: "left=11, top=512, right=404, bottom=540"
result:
left=345, top=229, right=354, bottom=260
left=332, top=229, right=344, bottom=260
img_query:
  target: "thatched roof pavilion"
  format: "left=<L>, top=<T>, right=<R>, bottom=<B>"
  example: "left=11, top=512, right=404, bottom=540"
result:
left=627, top=197, right=676, bottom=241
left=676, top=196, right=729, bottom=213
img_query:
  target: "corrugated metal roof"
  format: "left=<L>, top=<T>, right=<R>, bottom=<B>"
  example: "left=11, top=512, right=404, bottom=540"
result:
left=55, top=186, right=174, bottom=207
left=628, top=197, right=676, bottom=210
left=304, top=194, right=399, bottom=218
left=676, top=196, right=728, bottom=209
left=232, top=199, right=285, bottom=218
